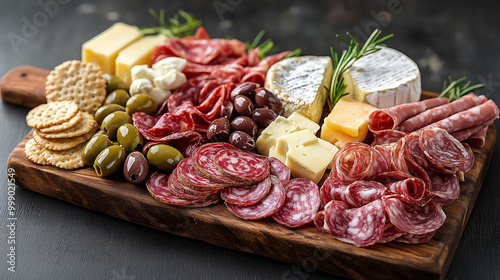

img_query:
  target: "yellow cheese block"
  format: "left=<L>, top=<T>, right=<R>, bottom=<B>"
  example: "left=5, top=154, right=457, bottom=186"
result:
left=324, top=97, right=377, bottom=137
left=255, top=116, right=300, bottom=156
left=82, top=22, right=142, bottom=75
left=115, top=34, right=167, bottom=87
left=287, top=112, right=320, bottom=134
left=321, top=122, right=368, bottom=148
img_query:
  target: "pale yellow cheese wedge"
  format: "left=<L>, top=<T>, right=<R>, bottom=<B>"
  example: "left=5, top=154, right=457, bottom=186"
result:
left=82, top=22, right=142, bottom=75
left=255, top=116, right=300, bottom=156
left=115, top=34, right=167, bottom=87
left=287, top=112, right=320, bottom=134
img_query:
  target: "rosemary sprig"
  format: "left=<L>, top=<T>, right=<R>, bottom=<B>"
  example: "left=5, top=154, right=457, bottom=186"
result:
left=244, top=30, right=301, bottom=59
left=327, top=29, right=393, bottom=108
left=139, top=9, right=201, bottom=38
left=438, top=76, right=485, bottom=102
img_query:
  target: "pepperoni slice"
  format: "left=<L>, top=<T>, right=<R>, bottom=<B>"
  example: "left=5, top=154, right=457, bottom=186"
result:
left=176, top=157, right=227, bottom=191
left=267, top=157, right=291, bottom=183
left=225, top=176, right=285, bottom=220
left=191, top=143, right=243, bottom=185
left=146, top=172, right=198, bottom=206
left=221, top=176, right=271, bottom=206
left=382, top=195, right=446, bottom=235
left=323, top=199, right=386, bottom=247
left=213, top=149, right=269, bottom=183
left=272, top=178, right=321, bottom=228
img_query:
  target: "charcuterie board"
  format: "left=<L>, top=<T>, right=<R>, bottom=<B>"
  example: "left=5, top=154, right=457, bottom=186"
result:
left=2, top=66, right=497, bottom=280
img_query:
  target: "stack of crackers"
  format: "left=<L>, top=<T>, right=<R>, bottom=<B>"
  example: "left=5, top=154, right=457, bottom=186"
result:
left=24, top=60, right=107, bottom=169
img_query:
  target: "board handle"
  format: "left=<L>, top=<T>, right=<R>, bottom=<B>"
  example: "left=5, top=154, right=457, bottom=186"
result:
left=0, top=66, right=49, bottom=109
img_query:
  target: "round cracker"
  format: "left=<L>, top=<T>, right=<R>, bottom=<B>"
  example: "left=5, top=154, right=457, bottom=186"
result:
left=38, top=111, right=83, bottom=133
left=45, top=60, right=106, bottom=114
left=24, top=138, right=49, bottom=165
left=26, top=101, right=79, bottom=129
left=42, top=143, right=86, bottom=169
left=37, top=112, right=97, bottom=139
left=33, top=127, right=97, bottom=151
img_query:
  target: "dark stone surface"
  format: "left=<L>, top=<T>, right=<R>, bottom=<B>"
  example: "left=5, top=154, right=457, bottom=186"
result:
left=0, top=0, right=499, bottom=279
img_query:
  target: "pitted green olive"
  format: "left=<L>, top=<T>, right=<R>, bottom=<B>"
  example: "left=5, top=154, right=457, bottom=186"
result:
left=104, top=89, right=130, bottom=107
left=117, top=124, right=143, bottom=153
left=93, top=145, right=126, bottom=177
left=101, top=111, right=132, bottom=139
left=94, top=104, right=126, bottom=125
left=126, top=93, right=157, bottom=115
left=103, top=74, right=127, bottom=94
left=146, top=144, right=183, bottom=171
left=81, top=134, right=114, bottom=166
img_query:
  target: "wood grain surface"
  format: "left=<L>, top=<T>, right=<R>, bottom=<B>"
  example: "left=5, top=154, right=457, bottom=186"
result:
left=6, top=94, right=496, bottom=279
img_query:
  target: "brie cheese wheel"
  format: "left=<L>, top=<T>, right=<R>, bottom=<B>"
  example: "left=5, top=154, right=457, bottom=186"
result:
left=342, top=47, right=421, bottom=108
left=265, top=56, right=333, bottom=123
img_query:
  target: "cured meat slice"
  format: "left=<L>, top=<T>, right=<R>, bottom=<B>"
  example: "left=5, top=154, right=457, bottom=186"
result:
left=418, top=100, right=499, bottom=134
left=385, top=178, right=426, bottom=204
left=419, top=128, right=469, bottom=173
left=464, top=124, right=489, bottom=148
left=377, top=223, right=404, bottom=244
left=346, top=181, right=386, bottom=207
left=427, top=171, right=460, bottom=205
left=371, top=130, right=406, bottom=146
left=182, top=192, right=221, bottom=208
left=146, top=172, right=198, bottom=205
left=368, top=98, right=449, bottom=133
left=323, top=199, right=386, bottom=247
left=267, top=157, right=291, bottom=183
left=213, top=149, right=269, bottom=183
left=398, top=94, right=487, bottom=132
left=168, top=169, right=209, bottom=200
left=191, top=143, right=243, bottom=185
left=272, top=178, right=321, bottom=228
left=452, top=119, right=493, bottom=143
left=225, top=176, right=285, bottom=220
left=401, top=132, right=429, bottom=169
left=458, top=143, right=475, bottom=174
left=313, top=211, right=329, bottom=233
left=176, top=157, right=227, bottom=190
left=372, top=171, right=413, bottom=185
left=382, top=195, right=446, bottom=235
left=394, top=230, right=436, bottom=244
left=221, top=176, right=271, bottom=206
left=320, top=177, right=349, bottom=206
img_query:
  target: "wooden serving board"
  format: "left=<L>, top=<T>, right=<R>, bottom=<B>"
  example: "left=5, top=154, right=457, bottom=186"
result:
left=2, top=66, right=497, bottom=280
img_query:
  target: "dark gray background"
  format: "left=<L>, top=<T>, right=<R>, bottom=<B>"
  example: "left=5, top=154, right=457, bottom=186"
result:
left=1, top=0, right=499, bottom=279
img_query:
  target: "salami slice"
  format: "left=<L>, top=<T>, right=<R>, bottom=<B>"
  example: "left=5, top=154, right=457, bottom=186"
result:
left=372, top=171, right=413, bottom=185
left=168, top=169, right=209, bottom=200
left=452, top=119, right=493, bottom=144
left=146, top=172, right=198, bottom=205
left=377, top=222, right=403, bottom=244
left=419, top=128, right=469, bottom=173
left=371, top=130, right=406, bottom=146
left=458, top=143, right=475, bottom=174
left=382, top=195, right=446, bottom=235
left=385, top=178, right=426, bottom=204
left=213, top=149, right=269, bottom=183
left=176, top=157, right=227, bottom=190
left=191, top=143, right=243, bottom=185
left=323, top=199, right=386, bottom=247
left=225, top=175, right=285, bottom=220
left=272, top=178, right=321, bottom=228
left=427, top=171, right=460, bottom=205
left=346, top=181, right=386, bottom=207
left=267, top=157, right=291, bottom=183
left=397, top=94, right=487, bottom=132
left=221, top=176, right=271, bottom=206
left=320, top=177, right=349, bottom=206
left=394, top=230, right=436, bottom=244
left=313, top=211, right=329, bottom=233
left=181, top=192, right=221, bottom=208
left=368, top=97, right=449, bottom=133
left=464, top=124, right=489, bottom=148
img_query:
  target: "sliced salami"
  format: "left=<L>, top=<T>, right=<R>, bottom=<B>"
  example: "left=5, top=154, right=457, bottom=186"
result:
left=225, top=175, right=285, bottom=220
left=181, top=192, right=221, bottom=208
left=382, top=195, right=446, bottom=235
left=419, top=128, right=469, bottom=173
left=464, top=124, right=489, bottom=148
left=385, top=178, right=426, bottom=204
left=272, top=178, right=321, bottom=228
left=168, top=169, right=209, bottom=200
left=452, top=119, right=493, bottom=144
left=377, top=222, right=404, bottom=244
left=458, top=143, right=475, bottom=174
left=146, top=172, right=198, bottom=205
left=397, top=94, right=487, bottom=132
left=176, top=157, right=227, bottom=190
left=394, top=230, right=436, bottom=244
left=368, top=97, right=449, bottom=133
left=372, top=171, right=413, bottom=185
left=346, top=180, right=386, bottom=207
left=313, top=211, right=329, bottom=233
left=427, top=171, right=460, bottom=205
left=267, top=157, right=291, bottom=183
left=320, top=177, right=349, bottom=206
left=371, top=129, right=406, bottom=146
left=213, top=149, right=269, bottom=183
left=323, top=199, right=386, bottom=247
left=191, top=143, right=243, bottom=185
left=221, top=176, right=271, bottom=206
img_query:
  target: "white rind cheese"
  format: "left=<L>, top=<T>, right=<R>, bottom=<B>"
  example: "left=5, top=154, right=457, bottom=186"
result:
left=342, top=47, right=421, bottom=109
left=265, top=56, right=333, bottom=123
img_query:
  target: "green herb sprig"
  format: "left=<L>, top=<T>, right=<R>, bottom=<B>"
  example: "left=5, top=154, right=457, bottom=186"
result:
left=244, top=30, right=301, bottom=60
left=438, top=76, right=485, bottom=102
left=139, top=9, right=201, bottom=38
left=327, top=29, right=393, bottom=108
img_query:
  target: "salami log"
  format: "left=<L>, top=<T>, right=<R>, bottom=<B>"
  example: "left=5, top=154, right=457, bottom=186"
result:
left=146, top=172, right=199, bottom=206
left=267, top=157, right=291, bottom=183
left=221, top=176, right=271, bottom=206
left=272, top=178, right=321, bottom=228
left=225, top=176, right=285, bottom=220
left=323, top=199, right=386, bottom=247
left=213, top=149, right=269, bottom=183
left=191, top=143, right=243, bottom=185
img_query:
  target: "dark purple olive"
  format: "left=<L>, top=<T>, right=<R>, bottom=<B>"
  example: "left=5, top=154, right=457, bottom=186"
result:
left=229, top=131, right=255, bottom=151
left=254, top=88, right=282, bottom=114
left=220, top=100, right=235, bottom=120
left=230, top=82, right=257, bottom=101
left=233, top=95, right=254, bottom=116
left=123, top=151, right=149, bottom=184
left=252, top=108, right=278, bottom=128
left=207, top=117, right=231, bottom=142
left=230, top=116, right=258, bottom=138
left=256, top=128, right=265, bottom=139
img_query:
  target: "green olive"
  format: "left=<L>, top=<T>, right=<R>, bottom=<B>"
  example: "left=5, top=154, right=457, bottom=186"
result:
left=104, top=89, right=130, bottom=107
left=146, top=144, right=183, bottom=171
left=117, top=124, right=143, bottom=153
left=81, top=134, right=114, bottom=165
left=103, top=74, right=127, bottom=94
left=101, top=111, right=132, bottom=139
left=94, top=104, right=126, bottom=125
left=93, top=145, right=126, bottom=177
left=126, top=93, right=157, bottom=115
